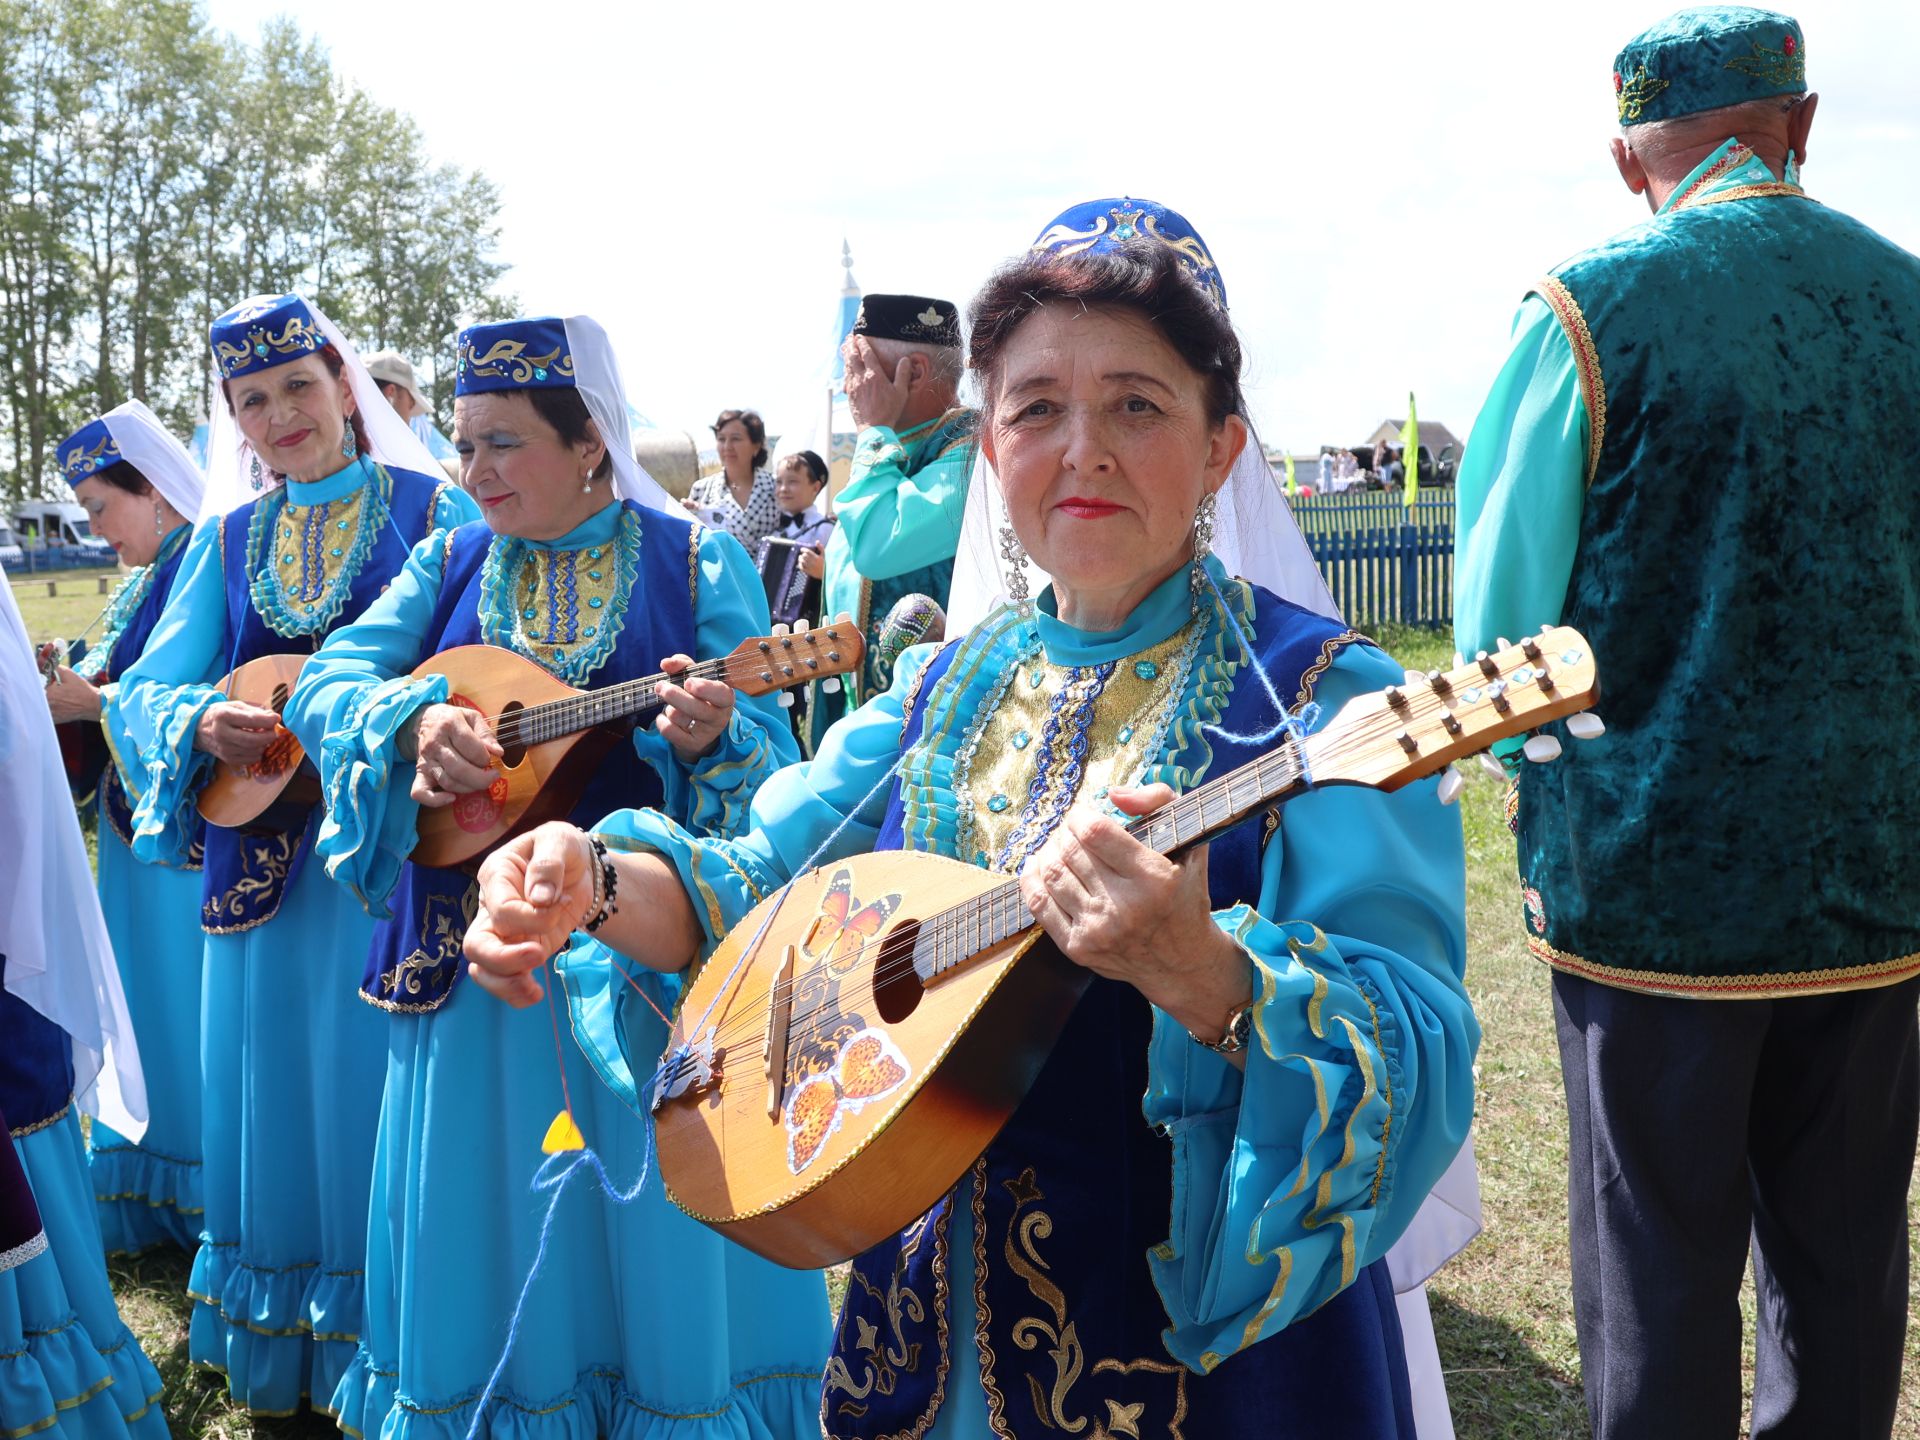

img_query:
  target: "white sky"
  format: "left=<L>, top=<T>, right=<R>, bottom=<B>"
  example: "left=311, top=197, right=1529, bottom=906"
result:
left=203, top=0, right=1919, bottom=452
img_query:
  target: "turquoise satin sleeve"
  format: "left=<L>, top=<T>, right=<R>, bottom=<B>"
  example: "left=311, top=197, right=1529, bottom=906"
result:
left=1142, top=643, right=1477, bottom=1370
left=1453, top=295, right=1589, bottom=660
left=286, top=528, right=455, bottom=917
left=431, top=481, right=481, bottom=532
left=118, top=519, right=231, bottom=866
left=833, top=426, right=969, bottom=581
left=631, top=526, right=802, bottom=840
left=99, top=680, right=147, bottom=800
left=554, top=643, right=939, bottom=1114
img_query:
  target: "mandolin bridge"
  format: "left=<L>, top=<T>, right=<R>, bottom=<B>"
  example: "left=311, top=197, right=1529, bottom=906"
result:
left=650, top=1031, right=718, bottom=1112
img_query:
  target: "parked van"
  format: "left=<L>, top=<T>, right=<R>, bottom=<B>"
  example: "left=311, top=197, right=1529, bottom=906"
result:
left=10, top=501, right=113, bottom=557
left=0, top=518, right=22, bottom=567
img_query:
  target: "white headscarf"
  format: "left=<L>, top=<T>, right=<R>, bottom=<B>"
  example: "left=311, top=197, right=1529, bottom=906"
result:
left=202, top=294, right=445, bottom=516
left=0, top=571, right=146, bottom=1140
left=555, top=315, right=678, bottom=515
left=96, top=399, right=206, bottom=523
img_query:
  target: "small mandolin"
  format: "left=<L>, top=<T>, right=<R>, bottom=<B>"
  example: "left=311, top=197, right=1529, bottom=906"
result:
left=653, top=628, right=1603, bottom=1268
left=411, top=618, right=865, bottom=870
left=196, top=653, right=317, bottom=831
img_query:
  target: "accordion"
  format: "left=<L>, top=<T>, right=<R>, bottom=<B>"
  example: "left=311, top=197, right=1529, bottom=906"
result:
left=754, top=534, right=823, bottom=628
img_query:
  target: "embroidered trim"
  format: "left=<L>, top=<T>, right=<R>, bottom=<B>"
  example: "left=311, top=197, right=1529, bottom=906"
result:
left=201, top=831, right=301, bottom=934
left=479, top=507, right=642, bottom=685
left=992, top=659, right=1119, bottom=872
left=1682, top=183, right=1812, bottom=210
left=246, top=462, right=392, bottom=637
left=1531, top=276, right=1609, bottom=487
left=971, top=1159, right=1015, bottom=1440
left=895, top=649, right=941, bottom=747
left=823, top=1200, right=952, bottom=1440
left=1294, top=628, right=1367, bottom=712
left=1665, top=141, right=1754, bottom=211
left=1529, top=936, right=1920, bottom=999
left=687, top=520, right=703, bottom=613
left=8, top=1100, right=72, bottom=1138
left=0, top=1231, right=46, bottom=1275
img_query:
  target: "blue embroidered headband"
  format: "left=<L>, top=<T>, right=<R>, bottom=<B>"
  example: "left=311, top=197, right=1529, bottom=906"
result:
left=454, top=318, right=577, bottom=395
left=1614, top=6, right=1806, bottom=125
left=210, top=293, right=328, bottom=380
left=57, top=418, right=124, bottom=487
left=1029, top=197, right=1228, bottom=310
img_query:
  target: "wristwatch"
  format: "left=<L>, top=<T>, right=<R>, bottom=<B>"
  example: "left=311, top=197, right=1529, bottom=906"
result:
left=1193, top=999, right=1255, bottom=1057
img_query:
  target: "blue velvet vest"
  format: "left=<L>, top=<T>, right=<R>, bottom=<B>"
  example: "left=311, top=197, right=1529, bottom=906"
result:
left=1519, top=192, right=1920, bottom=996
left=96, top=532, right=200, bottom=860
left=0, top=961, right=74, bottom=1134
left=360, top=503, right=699, bottom=1012
left=202, top=464, right=451, bottom=935
left=824, top=591, right=1415, bottom=1440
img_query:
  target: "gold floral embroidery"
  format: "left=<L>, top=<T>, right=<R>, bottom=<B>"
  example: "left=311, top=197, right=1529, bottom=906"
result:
left=823, top=1201, right=950, bottom=1439
left=1724, top=36, right=1806, bottom=89
left=1614, top=63, right=1670, bottom=123
left=1294, top=629, right=1367, bottom=711
left=370, top=883, right=478, bottom=1010
left=201, top=832, right=300, bottom=934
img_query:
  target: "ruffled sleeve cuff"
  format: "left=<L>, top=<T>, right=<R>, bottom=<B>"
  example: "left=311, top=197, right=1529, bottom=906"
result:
left=128, top=681, right=221, bottom=866
left=652, top=702, right=792, bottom=840
left=1143, top=909, right=1404, bottom=1374
left=313, top=671, right=449, bottom=917
left=593, top=808, right=782, bottom=959
left=555, top=931, right=686, bottom=1120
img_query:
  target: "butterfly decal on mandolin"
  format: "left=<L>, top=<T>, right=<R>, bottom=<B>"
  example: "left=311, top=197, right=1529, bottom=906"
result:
left=785, top=1027, right=912, bottom=1174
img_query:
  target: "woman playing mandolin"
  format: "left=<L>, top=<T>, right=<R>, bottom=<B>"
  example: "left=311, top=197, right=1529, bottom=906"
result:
left=466, top=206, right=1479, bottom=1438
left=283, top=315, right=828, bottom=1439
left=39, top=402, right=207, bottom=1258
left=116, top=293, right=478, bottom=1415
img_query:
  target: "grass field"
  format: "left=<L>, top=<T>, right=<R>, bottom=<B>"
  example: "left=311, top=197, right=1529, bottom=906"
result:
left=15, top=606, right=1913, bottom=1439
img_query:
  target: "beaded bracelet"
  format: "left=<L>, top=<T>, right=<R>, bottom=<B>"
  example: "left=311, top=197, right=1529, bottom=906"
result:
left=581, top=835, right=621, bottom=934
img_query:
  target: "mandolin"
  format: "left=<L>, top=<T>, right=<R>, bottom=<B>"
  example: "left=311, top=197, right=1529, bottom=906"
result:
left=196, top=653, right=317, bottom=831
left=653, top=628, right=1603, bottom=1268
left=411, top=619, right=865, bottom=870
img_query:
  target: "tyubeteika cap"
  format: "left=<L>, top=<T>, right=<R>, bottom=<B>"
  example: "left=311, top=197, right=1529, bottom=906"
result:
left=1028, top=197, right=1227, bottom=310
left=849, top=295, right=961, bottom=349
left=209, top=293, right=328, bottom=380
left=1614, top=7, right=1807, bottom=126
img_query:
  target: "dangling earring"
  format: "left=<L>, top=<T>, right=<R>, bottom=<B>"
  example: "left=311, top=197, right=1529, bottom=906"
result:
left=1189, top=491, right=1217, bottom=604
left=581, top=470, right=594, bottom=495
left=998, top=521, right=1031, bottom=614
left=340, top=418, right=359, bottom=460
left=248, top=452, right=265, bottom=490
left=153, top=504, right=166, bottom=537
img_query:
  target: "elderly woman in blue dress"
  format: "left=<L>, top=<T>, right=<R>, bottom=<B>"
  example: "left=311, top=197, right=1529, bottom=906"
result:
left=2, top=567, right=166, bottom=1440
left=285, top=315, right=827, bottom=1440
left=118, top=293, right=478, bottom=1416
left=39, top=403, right=209, bottom=1258
left=463, top=203, right=1479, bottom=1437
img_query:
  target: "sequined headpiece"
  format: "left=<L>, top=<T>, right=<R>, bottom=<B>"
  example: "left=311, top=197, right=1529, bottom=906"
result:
left=454, top=318, right=577, bottom=395
left=1029, top=197, right=1227, bottom=310
left=210, top=293, right=328, bottom=380
left=57, top=419, right=125, bottom=487
left=1614, top=7, right=1806, bottom=126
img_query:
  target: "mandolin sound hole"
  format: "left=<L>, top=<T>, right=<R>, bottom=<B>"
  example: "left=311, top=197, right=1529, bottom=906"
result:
left=270, top=682, right=290, bottom=715
left=498, top=700, right=527, bottom=767
left=871, top=918, right=924, bottom=1025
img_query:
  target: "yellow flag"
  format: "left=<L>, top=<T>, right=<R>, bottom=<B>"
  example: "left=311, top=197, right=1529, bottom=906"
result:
left=1400, top=393, right=1419, bottom=509
left=1283, top=452, right=1297, bottom=497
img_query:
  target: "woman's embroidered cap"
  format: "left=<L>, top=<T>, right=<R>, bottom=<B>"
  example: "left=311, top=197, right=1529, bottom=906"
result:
left=56, top=419, right=123, bottom=487
left=1029, top=197, right=1227, bottom=309
left=210, top=293, right=327, bottom=380
left=454, top=317, right=577, bottom=395
left=1613, top=7, right=1806, bottom=126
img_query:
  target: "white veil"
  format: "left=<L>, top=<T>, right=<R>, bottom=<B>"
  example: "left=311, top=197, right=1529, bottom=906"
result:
left=558, top=315, right=677, bottom=516
left=99, top=399, right=206, bottom=523
left=202, top=294, right=445, bottom=516
left=0, top=571, right=146, bottom=1140
left=946, top=419, right=1338, bottom=635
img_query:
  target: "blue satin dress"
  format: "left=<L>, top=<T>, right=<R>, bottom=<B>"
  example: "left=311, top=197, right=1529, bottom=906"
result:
left=557, top=558, right=1478, bottom=1438
left=72, top=523, right=209, bottom=1256
left=117, top=457, right=476, bottom=1416
left=287, top=501, right=829, bottom=1440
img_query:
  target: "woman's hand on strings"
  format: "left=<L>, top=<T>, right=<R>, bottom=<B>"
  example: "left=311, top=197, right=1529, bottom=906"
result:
left=465, top=822, right=597, bottom=1007
left=407, top=702, right=502, bottom=807
left=1020, top=783, right=1252, bottom=1041
left=194, top=700, right=282, bottom=765
left=656, top=654, right=735, bottom=762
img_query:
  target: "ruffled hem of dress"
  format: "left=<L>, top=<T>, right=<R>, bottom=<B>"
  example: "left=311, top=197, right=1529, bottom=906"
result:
left=330, top=1349, right=821, bottom=1440
left=0, top=1308, right=167, bottom=1440
left=187, top=1239, right=363, bottom=1414
left=128, top=681, right=219, bottom=867
left=314, top=671, right=449, bottom=918
left=88, top=1142, right=202, bottom=1256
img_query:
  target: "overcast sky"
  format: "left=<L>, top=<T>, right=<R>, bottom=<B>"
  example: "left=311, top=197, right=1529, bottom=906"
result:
left=203, top=0, right=1919, bottom=453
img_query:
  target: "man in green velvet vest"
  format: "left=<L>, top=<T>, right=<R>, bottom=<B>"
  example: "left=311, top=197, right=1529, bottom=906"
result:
left=1454, top=9, right=1920, bottom=1437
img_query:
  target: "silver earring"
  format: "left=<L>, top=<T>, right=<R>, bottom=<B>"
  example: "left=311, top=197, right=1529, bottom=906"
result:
left=998, top=522, right=1031, bottom=613
left=248, top=453, right=265, bottom=490
left=581, top=471, right=594, bottom=494
left=340, top=421, right=358, bottom=460
left=1190, top=492, right=1217, bottom=601
left=153, top=505, right=165, bottom=537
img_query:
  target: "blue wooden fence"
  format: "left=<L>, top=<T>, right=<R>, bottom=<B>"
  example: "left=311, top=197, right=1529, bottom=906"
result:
left=1289, top=488, right=1455, bottom=630
left=1, top=548, right=119, bottom=577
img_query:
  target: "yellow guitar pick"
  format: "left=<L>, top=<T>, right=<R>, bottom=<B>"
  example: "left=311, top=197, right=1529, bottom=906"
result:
left=541, top=1108, right=585, bottom=1154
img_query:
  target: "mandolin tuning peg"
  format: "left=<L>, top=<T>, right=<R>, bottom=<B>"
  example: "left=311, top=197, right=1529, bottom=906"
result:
left=1478, top=751, right=1508, bottom=780
left=771, top=623, right=790, bottom=637
left=1566, top=711, right=1606, bottom=740
left=1497, top=636, right=1512, bottom=651
left=1453, top=652, right=1465, bottom=669
left=793, top=618, right=811, bottom=633
left=834, top=611, right=854, bottom=624
left=1436, top=767, right=1464, bottom=805
left=778, top=691, right=795, bottom=708
left=822, top=676, right=841, bottom=693
left=1523, top=733, right=1563, bottom=763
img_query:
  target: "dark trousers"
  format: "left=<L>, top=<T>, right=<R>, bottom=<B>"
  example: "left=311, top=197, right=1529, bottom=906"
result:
left=1552, top=970, right=1919, bottom=1440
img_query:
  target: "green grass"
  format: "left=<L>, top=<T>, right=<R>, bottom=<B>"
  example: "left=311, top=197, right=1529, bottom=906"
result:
left=14, top=579, right=124, bottom=652
left=77, top=623, right=1917, bottom=1439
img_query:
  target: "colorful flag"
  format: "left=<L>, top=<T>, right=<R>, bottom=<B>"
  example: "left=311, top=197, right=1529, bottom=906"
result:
left=1401, top=393, right=1419, bottom=509
left=1283, top=451, right=1297, bottom=497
